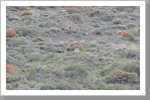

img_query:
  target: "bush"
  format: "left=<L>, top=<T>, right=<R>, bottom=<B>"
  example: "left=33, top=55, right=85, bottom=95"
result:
left=13, top=54, right=25, bottom=61
left=6, top=84, right=14, bottom=90
left=67, top=13, right=83, bottom=21
left=107, top=69, right=140, bottom=85
left=13, top=6, right=27, bottom=11
left=64, top=63, right=88, bottom=78
left=6, top=30, right=19, bottom=37
left=15, top=26, right=37, bottom=37
left=100, top=66, right=112, bottom=76
left=128, top=29, right=140, bottom=36
left=36, top=6, right=46, bottom=10
left=12, top=38, right=25, bottom=47
left=91, top=28, right=102, bottom=35
left=6, top=64, right=21, bottom=83
left=29, top=53, right=43, bottom=62
left=34, top=80, right=77, bottom=90
left=120, top=36, right=135, bottom=41
left=100, top=84, right=128, bottom=90
left=118, top=60, right=140, bottom=76
left=45, top=47, right=56, bottom=52
left=6, top=54, right=24, bottom=67
left=66, top=7, right=81, bottom=14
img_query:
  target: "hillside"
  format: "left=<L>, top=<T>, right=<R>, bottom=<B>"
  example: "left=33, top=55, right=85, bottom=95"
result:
left=6, top=6, right=140, bottom=90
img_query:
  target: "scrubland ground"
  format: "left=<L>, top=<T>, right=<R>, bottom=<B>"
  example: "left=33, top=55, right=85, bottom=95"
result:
left=6, top=6, right=140, bottom=90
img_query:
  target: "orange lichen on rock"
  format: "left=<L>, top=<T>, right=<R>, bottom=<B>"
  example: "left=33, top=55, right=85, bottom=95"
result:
left=6, top=30, right=19, bottom=37
left=66, top=7, right=81, bottom=13
left=21, top=11, right=32, bottom=16
left=6, top=64, right=17, bottom=74
left=70, top=45, right=86, bottom=52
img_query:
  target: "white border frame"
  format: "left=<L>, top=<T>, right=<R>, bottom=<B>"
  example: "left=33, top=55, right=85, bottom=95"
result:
left=1, top=1, right=145, bottom=96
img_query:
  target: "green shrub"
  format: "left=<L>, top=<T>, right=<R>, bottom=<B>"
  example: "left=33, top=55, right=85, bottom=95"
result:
left=6, top=54, right=24, bottom=67
left=128, top=29, right=140, bottom=36
left=67, top=13, right=83, bottom=21
left=28, top=81, right=37, bottom=88
left=34, top=80, right=77, bottom=90
left=29, top=53, right=43, bottom=62
left=13, top=54, right=25, bottom=61
left=6, top=83, right=14, bottom=90
left=36, top=6, right=46, bottom=10
left=13, top=6, right=27, bottom=11
left=113, top=51, right=126, bottom=59
left=104, top=31, right=113, bottom=35
left=120, top=35, right=135, bottom=41
left=65, top=29, right=77, bottom=34
left=45, top=47, right=56, bottom=52
left=118, top=60, right=140, bottom=76
left=100, top=84, right=128, bottom=90
left=100, top=66, right=112, bottom=76
left=15, top=26, right=37, bottom=37
left=91, top=28, right=102, bottom=35
left=64, top=63, right=88, bottom=78
left=12, top=38, right=25, bottom=47
left=6, top=73, right=21, bottom=83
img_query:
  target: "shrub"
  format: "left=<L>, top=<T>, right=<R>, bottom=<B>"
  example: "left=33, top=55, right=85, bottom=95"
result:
left=45, top=47, right=56, bottom=53
left=66, top=7, right=81, bottom=14
left=120, top=32, right=135, bottom=41
left=21, top=11, right=32, bottom=16
left=120, top=36, right=135, bottom=41
left=64, top=63, right=88, bottom=78
left=12, top=38, right=25, bottom=47
left=128, top=29, right=140, bottom=36
left=6, top=64, right=17, bottom=74
left=13, top=54, right=25, bottom=61
left=15, top=26, right=37, bottom=37
left=29, top=53, right=43, bottom=62
left=6, top=30, right=19, bottom=37
left=108, top=69, right=140, bottom=85
left=87, top=8, right=114, bottom=21
left=34, top=81, right=77, bottom=90
left=67, top=13, right=83, bottom=21
left=116, top=6, right=125, bottom=12
left=6, top=64, right=21, bottom=83
left=36, top=6, right=46, bottom=10
left=12, top=6, right=27, bottom=11
left=70, top=45, right=86, bottom=52
left=112, top=19, right=122, bottom=24
left=65, top=29, right=77, bottom=34
left=100, top=84, right=128, bottom=90
left=6, top=84, right=14, bottom=90
left=100, top=66, right=112, bottom=76
left=113, top=51, right=126, bottom=59
left=87, top=8, right=106, bottom=17
left=28, top=81, right=37, bottom=88
left=91, top=28, right=102, bottom=35
left=6, top=54, right=24, bottom=67
left=117, top=60, right=140, bottom=76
